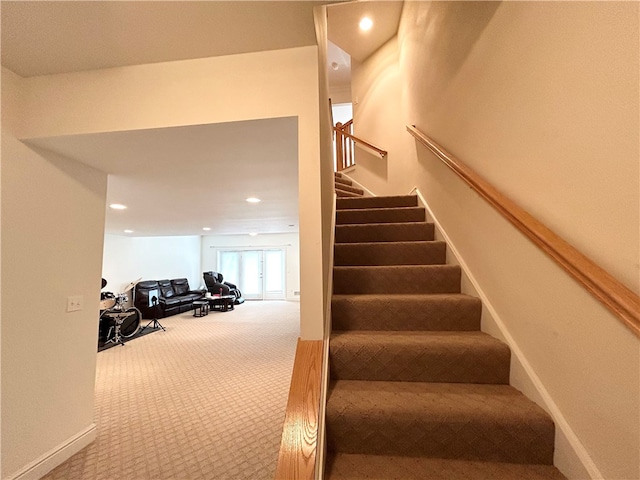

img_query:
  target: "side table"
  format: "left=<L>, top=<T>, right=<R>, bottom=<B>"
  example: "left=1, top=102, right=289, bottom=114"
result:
left=193, top=300, right=210, bottom=317
left=208, top=295, right=236, bottom=312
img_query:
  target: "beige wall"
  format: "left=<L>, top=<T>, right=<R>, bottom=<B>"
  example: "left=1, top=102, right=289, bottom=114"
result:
left=2, top=69, right=108, bottom=478
left=348, top=2, right=639, bottom=479
left=2, top=45, right=324, bottom=478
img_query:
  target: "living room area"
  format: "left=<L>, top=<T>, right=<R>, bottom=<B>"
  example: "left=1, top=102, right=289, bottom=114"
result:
left=1, top=3, right=331, bottom=479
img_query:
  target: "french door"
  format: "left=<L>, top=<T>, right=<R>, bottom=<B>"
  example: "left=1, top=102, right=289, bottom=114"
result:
left=218, top=249, right=285, bottom=300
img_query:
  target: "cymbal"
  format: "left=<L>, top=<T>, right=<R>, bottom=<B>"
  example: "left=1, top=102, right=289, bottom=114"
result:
left=123, top=277, right=142, bottom=292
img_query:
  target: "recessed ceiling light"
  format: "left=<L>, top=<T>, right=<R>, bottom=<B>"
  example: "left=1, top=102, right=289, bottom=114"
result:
left=202, top=227, right=211, bottom=231
left=124, top=229, right=134, bottom=233
left=359, top=17, right=373, bottom=31
left=109, top=203, right=127, bottom=210
left=246, top=197, right=261, bottom=203
left=249, top=232, right=258, bottom=236
left=331, top=62, right=339, bottom=71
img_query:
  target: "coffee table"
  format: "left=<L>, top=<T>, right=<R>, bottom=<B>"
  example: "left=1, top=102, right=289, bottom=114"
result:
left=192, top=300, right=209, bottom=317
left=208, top=295, right=236, bottom=312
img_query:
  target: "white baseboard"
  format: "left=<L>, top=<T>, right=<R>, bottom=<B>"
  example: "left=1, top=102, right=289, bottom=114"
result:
left=410, top=187, right=600, bottom=480
left=8, top=424, right=97, bottom=480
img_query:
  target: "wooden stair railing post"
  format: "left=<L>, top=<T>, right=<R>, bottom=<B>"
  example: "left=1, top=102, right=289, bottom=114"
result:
left=335, top=122, right=344, bottom=171
left=333, top=119, right=387, bottom=173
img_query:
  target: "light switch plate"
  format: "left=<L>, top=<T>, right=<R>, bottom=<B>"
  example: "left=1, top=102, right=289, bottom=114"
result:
left=67, top=295, right=83, bottom=312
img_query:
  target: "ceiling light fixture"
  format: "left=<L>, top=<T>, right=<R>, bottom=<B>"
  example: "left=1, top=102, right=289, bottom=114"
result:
left=359, top=16, right=373, bottom=31
left=246, top=197, right=261, bottom=203
left=249, top=232, right=258, bottom=236
left=331, top=62, right=339, bottom=71
left=124, top=229, right=134, bottom=233
left=202, top=227, right=211, bottom=231
left=109, top=203, right=127, bottom=210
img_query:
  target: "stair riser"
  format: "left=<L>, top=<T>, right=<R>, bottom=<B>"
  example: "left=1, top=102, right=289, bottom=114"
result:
left=336, top=190, right=361, bottom=198
left=331, top=296, right=481, bottom=331
left=335, top=223, right=434, bottom=243
left=333, top=266, right=461, bottom=294
left=337, top=207, right=424, bottom=225
left=334, top=242, right=446, bottom=266
left=326, top=414, right=554, bottom=464
left=337, top=196, right=418, bottom=210
left=326, top=454, right=567, bottom=480
left=330, top=340, right=510, bottom=384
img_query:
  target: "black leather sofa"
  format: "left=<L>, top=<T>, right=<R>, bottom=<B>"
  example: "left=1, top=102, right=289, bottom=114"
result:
left=134, top=278, right=205, bottom=319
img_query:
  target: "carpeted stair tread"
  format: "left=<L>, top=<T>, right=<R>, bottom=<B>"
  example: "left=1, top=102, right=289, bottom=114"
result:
left=326, top=380, right=555, bottom=464
left=337, top=195, right=418, bottom=210
left=331, top=293, right=481, bottom=331
left=334, top=241, right=446, bottom=266
left=337, top=206, right=425, bottom=225
left=330, top=330, right=510, bottom=384
left=333, top=265, right=461, bottom=294
left=326, top=454, right=566, bottom=480
left=335, top=222, right=435, bottom=243
left=334, top=176, right=353, bottom=187
left=336, top=189, right=362, bottom=198
left=335, top=183, right=365, bottom=196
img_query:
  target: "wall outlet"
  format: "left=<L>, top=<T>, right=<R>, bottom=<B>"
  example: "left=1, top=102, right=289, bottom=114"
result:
left=67, top=295, right=83, bottom=312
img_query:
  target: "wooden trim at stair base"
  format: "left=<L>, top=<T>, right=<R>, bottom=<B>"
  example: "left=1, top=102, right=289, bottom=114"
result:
left=275, top=339, right=323, bottom=480
left=407, top=124, right=640, bottom=338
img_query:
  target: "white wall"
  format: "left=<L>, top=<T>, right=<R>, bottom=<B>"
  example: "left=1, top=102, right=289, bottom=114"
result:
left=201, top=233, right=300, bottom=301
left=2, top=69, right=108, bottom=478
left=346, top=2, right=639, bottom=479
left=102, top=235, right=202, bottom=294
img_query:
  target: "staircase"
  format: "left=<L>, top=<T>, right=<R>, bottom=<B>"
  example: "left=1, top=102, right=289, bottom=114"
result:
left=325, top=178, right=566, bottom=479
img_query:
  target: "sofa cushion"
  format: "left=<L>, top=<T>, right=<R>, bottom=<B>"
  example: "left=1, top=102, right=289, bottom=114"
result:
left=161, top=296, right=182, bottom=308
left=172, top=278, right=190, bottom=296
left=158, top=279, right=175, bottom=298
left=181, top=292, right=204, bottom=303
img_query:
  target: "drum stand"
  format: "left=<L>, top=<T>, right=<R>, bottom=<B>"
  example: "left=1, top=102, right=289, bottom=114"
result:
left=142, top=298, right=165, bottom=332
left=104, top=312, right=128, bottom=347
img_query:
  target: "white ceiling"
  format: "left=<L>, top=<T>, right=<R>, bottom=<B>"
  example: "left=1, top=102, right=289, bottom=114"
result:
left=27, top=118, right=299, bottom=237
left=1, top=1, right=325, bottom=78
left=1, top=0, right=401, bottom=238
left=328, top=1, right=403, bottom=62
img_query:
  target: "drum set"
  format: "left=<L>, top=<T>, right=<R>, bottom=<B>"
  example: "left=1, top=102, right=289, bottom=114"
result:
left=99, top=278, right=142, bottom=347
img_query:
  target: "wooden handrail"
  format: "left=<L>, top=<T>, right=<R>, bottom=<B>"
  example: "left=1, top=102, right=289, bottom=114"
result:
left=333, top=126, right=387, bottom=158
left=275, top=339, right=323, bottom=479
left=407, top=124, right=640, bottom=338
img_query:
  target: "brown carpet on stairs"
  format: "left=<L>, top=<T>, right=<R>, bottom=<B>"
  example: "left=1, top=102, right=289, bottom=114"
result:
left=335, top=173, right=364, bottom=197
left=326, top=182, right=566, bottom=479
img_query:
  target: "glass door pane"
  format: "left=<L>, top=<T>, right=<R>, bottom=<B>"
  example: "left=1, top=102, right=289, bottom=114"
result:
left=219, top=251, right=240, bottom=287
left=240, top=250, right=263, bottom=300
left=264, top=249, right=285, bottom=299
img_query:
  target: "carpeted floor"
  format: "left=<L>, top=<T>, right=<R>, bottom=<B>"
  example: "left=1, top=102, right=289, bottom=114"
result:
left=42, top=301, right=300, bottom=480
left=97, top=324, right=163, bottom=352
